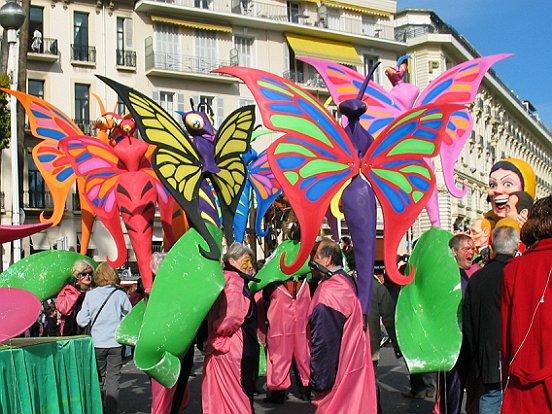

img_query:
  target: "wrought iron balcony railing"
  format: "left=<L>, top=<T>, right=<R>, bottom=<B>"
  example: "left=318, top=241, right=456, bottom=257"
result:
left=116, top=49, right=137, bottom=67
left=70, top=44, right=96, bottom=63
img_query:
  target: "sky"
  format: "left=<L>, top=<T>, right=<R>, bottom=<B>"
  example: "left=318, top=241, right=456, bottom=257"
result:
left=397, top=0, right=552, bottom=129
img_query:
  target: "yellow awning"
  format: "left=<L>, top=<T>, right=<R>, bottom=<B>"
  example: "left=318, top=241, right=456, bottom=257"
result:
left=285, top=33, right=362, bottom=66
left=150, top=15, right=232, bottom=33
left=301, top=0, right=392, bottom=17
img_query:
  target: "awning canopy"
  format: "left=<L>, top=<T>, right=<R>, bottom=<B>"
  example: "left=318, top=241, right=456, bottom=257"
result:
left=285, top=33, right=362, bottom=66
left=301, top=0, right=392, bottom=17
left=150, top=15, right=232, bottom=33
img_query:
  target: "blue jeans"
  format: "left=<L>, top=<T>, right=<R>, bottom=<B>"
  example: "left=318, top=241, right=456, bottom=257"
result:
left=479, top=383, right=502, bottom=414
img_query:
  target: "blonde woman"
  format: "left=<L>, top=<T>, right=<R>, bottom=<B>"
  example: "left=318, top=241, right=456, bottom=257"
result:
left=56, top=259, right=94, bottom=335
left=77, top=262, right=132, bottom=414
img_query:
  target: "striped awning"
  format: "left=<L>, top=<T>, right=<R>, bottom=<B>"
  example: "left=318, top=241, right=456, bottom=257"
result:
left=150, top=15, right=232, bottom=33
left=285, top=33, right=362, bottom=66
left=302, top=0, right=392, bottom=17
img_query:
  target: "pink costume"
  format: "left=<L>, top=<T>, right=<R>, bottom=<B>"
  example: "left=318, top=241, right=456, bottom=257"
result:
left=202, top=269, right=258, bottom=414
left=263, top=280, right=311, bottom=390
left=308, top=271, right=377, bottom=413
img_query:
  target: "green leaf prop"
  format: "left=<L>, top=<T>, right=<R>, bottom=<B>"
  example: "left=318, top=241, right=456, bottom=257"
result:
left=395, top=227, right=462, bottom=373
left=249, top=240, right=311, bottom=293
left=117, top=224, right=225, bottom=387
left=0, top=251, right=97, bottom=301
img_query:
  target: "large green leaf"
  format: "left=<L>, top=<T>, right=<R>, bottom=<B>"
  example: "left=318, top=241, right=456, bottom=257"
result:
left=249, top=240, right=311, bottom=293
left=120, top=224, right=225, bottom=388
left=395, top=227, right=462, bottom=373
left=0, top=251, right=97, bottom=301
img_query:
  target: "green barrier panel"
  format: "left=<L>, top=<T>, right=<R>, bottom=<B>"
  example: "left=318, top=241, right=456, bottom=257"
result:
left=130, top=224, right=226, bottom=387
left=250, top=240, right=311, bottom=293
left=395, top=227, right=461, bottom=373
left=0, top=336, right=102, bottom=413
left=0, top=251, right=97, bottom=301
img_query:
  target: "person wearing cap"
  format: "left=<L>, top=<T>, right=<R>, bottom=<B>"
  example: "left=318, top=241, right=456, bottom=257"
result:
left=486, top=158, right=536, bottom=227
left=202, top=243, right=260, bottom=414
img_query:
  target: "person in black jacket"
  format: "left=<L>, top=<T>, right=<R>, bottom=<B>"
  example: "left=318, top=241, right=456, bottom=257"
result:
left=463, top=225, right=519, bottom=414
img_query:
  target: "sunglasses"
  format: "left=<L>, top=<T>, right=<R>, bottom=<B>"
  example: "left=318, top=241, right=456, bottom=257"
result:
left=79, top=272, right=93, bottom=278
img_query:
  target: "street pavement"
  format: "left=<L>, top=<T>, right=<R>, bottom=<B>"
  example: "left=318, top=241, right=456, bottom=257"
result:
left=119, top=345, right=436, bottom=414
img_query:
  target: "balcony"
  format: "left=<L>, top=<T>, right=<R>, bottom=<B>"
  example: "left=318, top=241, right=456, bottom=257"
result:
left=70, top=45, right=96, bottom=66
left=283, top=70, right=326, bottom=88
left=145, top=45, right=236, bottom=82
left=137, top=0, right=396, bottom=41
left=73, top=119, right=94, bottom=135
left=27, top=38, right=59, bottom=62
left=24, top=190, right=54, bottom=210
left=116, top=49, right=137, bottom=70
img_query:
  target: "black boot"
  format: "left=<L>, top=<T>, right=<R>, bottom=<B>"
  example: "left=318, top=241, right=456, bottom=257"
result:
left=263, top=390, right=286, bottom=404
left=298, top=385, right=311, bottom=401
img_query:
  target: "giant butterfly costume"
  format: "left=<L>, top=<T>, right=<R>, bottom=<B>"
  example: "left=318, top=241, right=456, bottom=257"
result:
left=233, top=144, right=282, bottom=244
left=97, top=76, right=255, bottom=260
left=298, top=54, right=512, bottom=228
left=0, top=88, right=103, bottom=255
left=58, top=118, right=177, bottom=292
left=214, top=65, right=464, bottom=311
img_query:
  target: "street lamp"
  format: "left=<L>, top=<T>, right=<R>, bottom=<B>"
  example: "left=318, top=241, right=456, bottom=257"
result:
left=0, top=0, right=26, bottom=263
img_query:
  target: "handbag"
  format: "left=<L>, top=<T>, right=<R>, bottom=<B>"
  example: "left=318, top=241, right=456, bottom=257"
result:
left=84, top=288, right=117, bottom=335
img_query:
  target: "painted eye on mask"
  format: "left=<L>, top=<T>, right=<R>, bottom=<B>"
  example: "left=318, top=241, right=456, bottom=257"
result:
left=185, top=113, right=204, bottom=131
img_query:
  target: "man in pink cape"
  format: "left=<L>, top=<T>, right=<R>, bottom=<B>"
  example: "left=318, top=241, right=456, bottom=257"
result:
left=308, top=239, right=376, bottom=413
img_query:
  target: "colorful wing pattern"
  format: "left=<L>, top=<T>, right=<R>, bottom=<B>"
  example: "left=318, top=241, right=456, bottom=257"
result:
left=97, top=76, right=253, bottom=259
left=361, top=104, right=463, bottom=283
left=1, top=88, right=82, bottom=225
left=214, top=65, right=359, bottom=274
left=300, top=55, right=511, bottom=204
left=249, top=150, right=282, bottom=237
left=59, top=136, right=128, bottom=266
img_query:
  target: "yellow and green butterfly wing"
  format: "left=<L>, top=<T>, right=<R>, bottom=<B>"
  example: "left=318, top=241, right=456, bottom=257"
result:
left=211, top=105, right=255, bottom=243
left=96, top=75, right=222, bottom=260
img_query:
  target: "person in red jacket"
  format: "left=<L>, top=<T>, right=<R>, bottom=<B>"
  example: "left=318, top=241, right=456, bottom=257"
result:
left=501, top=194, right=552, bottom=413
left=56, top=259, right=94, bottom=335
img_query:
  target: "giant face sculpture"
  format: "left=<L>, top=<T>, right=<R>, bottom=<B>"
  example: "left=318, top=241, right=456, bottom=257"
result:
left=487, top=158, right=536, bottom=219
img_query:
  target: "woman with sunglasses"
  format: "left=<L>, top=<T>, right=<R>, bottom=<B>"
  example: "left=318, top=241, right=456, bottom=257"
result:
left=56, top=259, right=94, bottom=335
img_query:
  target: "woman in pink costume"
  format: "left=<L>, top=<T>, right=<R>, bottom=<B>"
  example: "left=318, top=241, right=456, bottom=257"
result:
left=202, top=243, right=259, bottom=413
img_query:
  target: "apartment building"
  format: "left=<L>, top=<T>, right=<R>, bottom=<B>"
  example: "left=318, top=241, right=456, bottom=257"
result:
left=1, top=0, right=551, bottom=266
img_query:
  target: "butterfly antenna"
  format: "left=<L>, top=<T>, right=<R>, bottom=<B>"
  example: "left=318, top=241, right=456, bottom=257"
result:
left=357, top=61, right=381, bottom=100
left=189, top=98, right=196, bottom=112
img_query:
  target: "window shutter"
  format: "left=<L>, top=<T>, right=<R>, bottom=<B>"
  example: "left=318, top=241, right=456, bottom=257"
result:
left=124, top=18, right=133, bottom=49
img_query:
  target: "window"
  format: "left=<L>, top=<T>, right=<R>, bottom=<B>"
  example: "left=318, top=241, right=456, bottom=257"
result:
left=326, top=7, right=340, bottom=30
left=153, top=91, right=185, bottom=123
left=362, top=15, right=376, bottom=36
left=363, top=55, right=380, bottom=84
left=194, top=0, right=212, bottom=10
left=28, top=6, right=43, bottom=53
left=73, top=12, right=90, bottom=61
left=154, top=23, right=180, bottom=70
left=116, top=17, right=134, bottom=66
left=28, top=154, right=46, bottom=209
left=195, top=30, right=217, bottom=72
left=74, top=83, right=90, bottom=133
left=287, top=2, right=299, bottom=23
left=28, top=79, right=44, bottom=99
left=234, top=36, right=253, bottom=67
left=194, top=95, right=223, bottom=126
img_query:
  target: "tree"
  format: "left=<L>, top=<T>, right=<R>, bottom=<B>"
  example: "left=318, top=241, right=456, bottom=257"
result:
left=0, top=73, right=10, bottom=150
